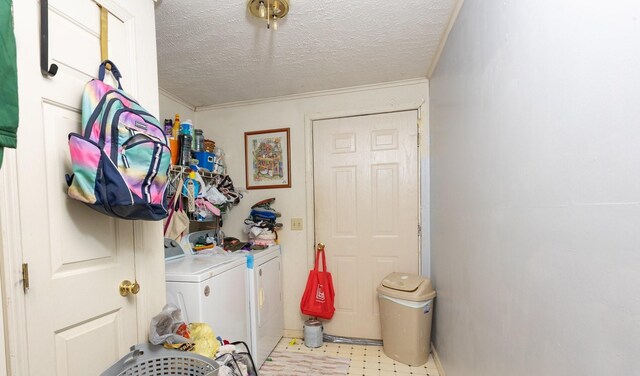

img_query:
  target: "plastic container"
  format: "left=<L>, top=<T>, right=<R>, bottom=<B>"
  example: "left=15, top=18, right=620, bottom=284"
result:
left=192, top=151, right=215, bottom=171
left=194, top=129, right=205, bottom=152
left=181, top=119, right=194, bottom=148
left=377, top=272, right=436, bottom=366
left=178, top=133, right=192, bottom=166
left=180, top=119, right=192, bottom=136
left=172, top=114, right=180, bottom=139
left=164, top=119, right=173, bottom=136
left=169, top=138, right=179, bottom=165
left=101, top=343, right=218, bottom=376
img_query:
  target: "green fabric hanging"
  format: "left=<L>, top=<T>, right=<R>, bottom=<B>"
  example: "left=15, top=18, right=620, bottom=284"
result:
left=0, top=0, right=19, bottom=169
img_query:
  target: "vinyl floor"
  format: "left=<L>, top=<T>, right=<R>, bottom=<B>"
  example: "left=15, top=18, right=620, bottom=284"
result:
left=265, top=337, right=440, bottom=376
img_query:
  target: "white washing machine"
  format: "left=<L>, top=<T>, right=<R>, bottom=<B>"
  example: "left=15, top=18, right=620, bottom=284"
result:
left=245, top=245, right=284, bottom=368
left=164, top=239, right=250, bottom=345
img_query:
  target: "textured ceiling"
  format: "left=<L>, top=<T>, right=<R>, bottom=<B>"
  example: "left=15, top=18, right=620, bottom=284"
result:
left=155, top=0, right=458, bottom=107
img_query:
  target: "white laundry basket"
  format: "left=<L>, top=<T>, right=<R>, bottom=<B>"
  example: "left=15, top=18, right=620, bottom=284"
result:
left=101, top=344, right=219, bottom=376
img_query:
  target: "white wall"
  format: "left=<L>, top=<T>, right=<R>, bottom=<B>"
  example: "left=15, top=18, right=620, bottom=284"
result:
left=192, top=80, right=430, bottom=333
left=430, top=1, right=640, bottom=375
left=159, top=89, right=196, bottom=125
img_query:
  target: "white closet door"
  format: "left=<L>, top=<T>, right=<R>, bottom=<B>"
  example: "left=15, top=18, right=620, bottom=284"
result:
left=313, top=110, right=420, bottom=339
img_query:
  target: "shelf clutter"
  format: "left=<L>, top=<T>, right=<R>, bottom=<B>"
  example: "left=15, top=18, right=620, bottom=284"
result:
left=168, top=165, right=242, bottom=215
left=165, top=114, right=225, bottom=174
left=244, top=198, right=282, bottom=247
left=164, top=114, right=242, bottom=241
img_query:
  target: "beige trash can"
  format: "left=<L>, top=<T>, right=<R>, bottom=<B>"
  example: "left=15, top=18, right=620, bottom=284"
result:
left=377, top=272, right=436, bottom=366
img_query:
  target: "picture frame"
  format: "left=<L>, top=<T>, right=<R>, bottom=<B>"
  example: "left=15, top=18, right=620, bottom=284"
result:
left=244, top=128, right=291, bottom=189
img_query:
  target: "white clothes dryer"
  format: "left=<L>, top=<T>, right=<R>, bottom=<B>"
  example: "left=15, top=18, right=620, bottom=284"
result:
left=245, top=245, right=284, bottom=368
left=164, top=239, right=250, bottom=345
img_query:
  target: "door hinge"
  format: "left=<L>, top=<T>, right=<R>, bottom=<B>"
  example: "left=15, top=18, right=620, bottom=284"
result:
left=418, top=224, right=422, bottom=236
left=22, top=263, right=29, bottom=293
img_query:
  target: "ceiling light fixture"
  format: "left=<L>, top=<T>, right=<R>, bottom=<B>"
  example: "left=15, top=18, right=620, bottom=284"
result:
left=248, top=0, right=289, bottom=30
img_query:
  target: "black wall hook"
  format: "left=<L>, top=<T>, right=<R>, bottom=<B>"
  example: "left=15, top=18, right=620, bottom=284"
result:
left=40, top=0, right=58, bottom=77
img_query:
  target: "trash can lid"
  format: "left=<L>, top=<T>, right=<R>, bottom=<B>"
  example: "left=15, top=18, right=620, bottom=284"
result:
left=377, top=272, right=436, bottom=301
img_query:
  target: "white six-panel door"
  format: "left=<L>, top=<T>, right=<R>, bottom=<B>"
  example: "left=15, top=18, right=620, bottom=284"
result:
left=313, top=110, right=420, bottom=339
left=7, top=1, right=162, bottom=374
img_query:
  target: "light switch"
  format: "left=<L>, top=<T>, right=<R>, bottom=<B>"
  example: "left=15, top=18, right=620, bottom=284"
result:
left=291, top=218, right=303, bottom=231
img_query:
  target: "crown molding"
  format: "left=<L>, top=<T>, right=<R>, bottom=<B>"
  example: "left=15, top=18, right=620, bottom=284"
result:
left=195, top=78, right=429, bottom=112
left=158, top=87, right=196, bottom=112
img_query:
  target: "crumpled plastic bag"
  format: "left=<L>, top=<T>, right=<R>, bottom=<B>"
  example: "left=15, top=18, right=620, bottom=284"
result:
left=188, top=322, right=220, bottom=358
left=216, top=353, right=249, bottom=376
left=149, top=304, right=191, bottom=345
left=217, top=365, right=235, bottom=376
left=201, top=183, right=227, bottom=205
left=196, top=245, right=227, bottom=256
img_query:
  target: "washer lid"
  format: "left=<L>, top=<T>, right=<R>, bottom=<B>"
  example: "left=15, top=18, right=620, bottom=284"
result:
left=165, top=255, right=244, bottom=283
left=248, top=244, right=281, bottom=262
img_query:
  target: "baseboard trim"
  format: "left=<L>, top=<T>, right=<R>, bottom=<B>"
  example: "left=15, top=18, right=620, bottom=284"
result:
left=283, top=329, right=303, bottom=339
left=432, top=344, right=446, bottom=376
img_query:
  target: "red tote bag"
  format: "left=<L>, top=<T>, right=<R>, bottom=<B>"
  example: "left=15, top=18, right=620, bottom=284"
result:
left=300, top=247, right=336, bottom=319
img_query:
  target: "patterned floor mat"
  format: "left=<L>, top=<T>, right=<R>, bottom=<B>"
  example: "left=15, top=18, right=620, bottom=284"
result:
left=259, top=350, right=350, bottom=376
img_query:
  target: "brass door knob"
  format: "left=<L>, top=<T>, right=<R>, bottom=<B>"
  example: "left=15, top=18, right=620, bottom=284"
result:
left=119, top=280, right=140, bottom=296
left=317, top=243, right=325, bottom=252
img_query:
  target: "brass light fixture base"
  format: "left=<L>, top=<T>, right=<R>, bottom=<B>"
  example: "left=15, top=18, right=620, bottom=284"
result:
left=248, top=0, right=290, bottom=20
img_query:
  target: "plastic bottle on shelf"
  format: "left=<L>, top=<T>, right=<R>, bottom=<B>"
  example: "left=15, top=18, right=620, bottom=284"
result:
left=186, top=172, right=196, bottom=213
left=178, top=133, right=192, bottom=166
left=194, top=129, right=204, bottom=152
left=172, top=114, right=181, bottom=139
left=215, top=228, right=225, bottom=248
left=180, top=119, right=195, bottom=149
left=164, top=119, right=173, bottom=136
left=181, top=119, right=193, bottom=135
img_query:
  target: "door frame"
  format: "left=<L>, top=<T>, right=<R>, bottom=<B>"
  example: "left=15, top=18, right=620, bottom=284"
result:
left=303, top=100, right=428, bottom=272
left=0, top=150, right=28, bottom=376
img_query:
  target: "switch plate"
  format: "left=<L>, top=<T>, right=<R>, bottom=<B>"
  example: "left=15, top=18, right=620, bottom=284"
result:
left=291, top=218, right=303, bottom=231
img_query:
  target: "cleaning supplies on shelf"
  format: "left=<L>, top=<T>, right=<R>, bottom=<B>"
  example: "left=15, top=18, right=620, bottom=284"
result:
left=178, top=133, right=192, bottom=166
left=181, top=119, right=192, bottom=135
left=172, top=113, right=181, bottom=139
left=164, top=118, right=173, bottom=136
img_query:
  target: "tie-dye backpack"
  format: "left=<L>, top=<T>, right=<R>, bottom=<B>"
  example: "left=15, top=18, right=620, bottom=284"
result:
left=65, top=60, right=171, bottom=220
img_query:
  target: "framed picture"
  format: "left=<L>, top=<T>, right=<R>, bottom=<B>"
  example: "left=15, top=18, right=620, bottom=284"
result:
left=244, top=128, right=291, bottom=189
